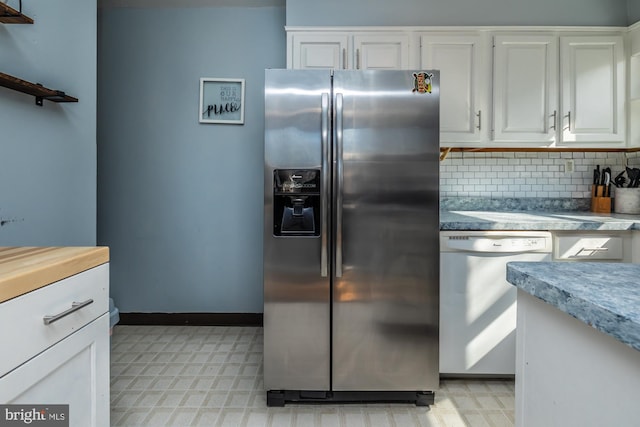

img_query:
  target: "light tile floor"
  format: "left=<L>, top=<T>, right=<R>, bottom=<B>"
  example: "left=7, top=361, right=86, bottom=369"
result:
left=110, top=325, right=515, bottom=427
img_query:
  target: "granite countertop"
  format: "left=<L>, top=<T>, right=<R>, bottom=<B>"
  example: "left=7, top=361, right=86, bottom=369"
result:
left=441, top=210, right=640, bottom=231
left=506, top=261, right=640, bottom=352
left=0, top=247, right=110, bottom=303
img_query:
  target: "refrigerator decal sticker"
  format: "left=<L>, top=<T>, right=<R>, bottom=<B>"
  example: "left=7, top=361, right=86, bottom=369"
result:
left=412, top=72, right=433, bottom=94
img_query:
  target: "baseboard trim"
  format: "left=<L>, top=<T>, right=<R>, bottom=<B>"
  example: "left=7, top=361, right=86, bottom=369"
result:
left=118, top=312, right=263, bottom=326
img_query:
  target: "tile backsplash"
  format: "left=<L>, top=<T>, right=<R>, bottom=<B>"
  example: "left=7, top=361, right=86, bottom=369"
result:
left=440, top=151, right=640, bottom=199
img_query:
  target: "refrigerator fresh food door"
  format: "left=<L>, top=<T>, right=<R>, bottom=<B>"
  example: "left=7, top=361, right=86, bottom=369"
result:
left=332, top=70, right=440, bottom=391
left=264, top=69, right=332, bottom=391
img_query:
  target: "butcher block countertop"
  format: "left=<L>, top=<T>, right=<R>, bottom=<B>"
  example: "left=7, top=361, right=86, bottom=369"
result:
left=0, top=247, right=109, bottom=303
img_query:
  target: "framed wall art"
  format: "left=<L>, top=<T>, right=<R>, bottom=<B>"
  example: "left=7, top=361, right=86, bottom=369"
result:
left=199, top=78, right=245, bottom=124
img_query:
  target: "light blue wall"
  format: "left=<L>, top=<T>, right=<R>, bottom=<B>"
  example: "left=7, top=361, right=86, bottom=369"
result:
left=286, top=0, right=628, bottom=26
left=97, top=6, right=285, bottom=312
left=98, top=0, right=634, bottom=314
left=0, top=0, right=97, bottom=246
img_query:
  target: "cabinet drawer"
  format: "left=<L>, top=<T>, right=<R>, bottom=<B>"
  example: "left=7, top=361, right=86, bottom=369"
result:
left=554, top=235, right=623, bottom=260
left=0, top=264, right=108, bottom=377
left=0, top=314, right=110, bottom=427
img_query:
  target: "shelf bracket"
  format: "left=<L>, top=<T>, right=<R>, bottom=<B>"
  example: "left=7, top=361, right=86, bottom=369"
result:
left=0, top=0, right=33, bottom=24
left=35, top=83, right=44, bottom=106
left=34, top=84, right=68, bottom=107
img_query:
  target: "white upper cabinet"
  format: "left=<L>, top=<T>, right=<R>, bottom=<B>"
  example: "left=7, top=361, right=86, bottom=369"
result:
left=420, top=34, right=488, bottom=144
left=493, top=35, right=558, bottom=143
left=352, top=34, right=410, bottom=69
left=289, top=33, right=350, bottom=69
left=560, top=36, right=625, bottom=144
left=288, top=31, right=410, bottom=70
left=493, top=33, right=625, bottom=147
left=287, top=27, right=628, bottom=148
left=628, top=23, right=640, bottom=148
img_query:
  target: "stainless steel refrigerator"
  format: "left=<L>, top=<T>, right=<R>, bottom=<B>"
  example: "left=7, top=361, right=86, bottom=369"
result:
left=263, top=69, right=440, bottom=406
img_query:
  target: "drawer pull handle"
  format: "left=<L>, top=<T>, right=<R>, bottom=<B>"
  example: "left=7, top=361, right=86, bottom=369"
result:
left=574, top=247, right=608, bottom=256
left=43, top=299, right=94, bottom=325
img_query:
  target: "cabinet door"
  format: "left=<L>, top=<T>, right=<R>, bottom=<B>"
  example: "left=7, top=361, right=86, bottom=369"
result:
left=290, top=33, right=349, bottom=69
left=352, top=34, right=410, bottom=70
left=630, top=26, right=640, bottom=147
left=420, top=34, right=487, bottom=144
left=0, top=314, right=109, bottom=427
left=493, top=35, right=558, bottom=142
left=560, top=36, right=625, bottom=143
left=632, top=231, right=640, bottom=263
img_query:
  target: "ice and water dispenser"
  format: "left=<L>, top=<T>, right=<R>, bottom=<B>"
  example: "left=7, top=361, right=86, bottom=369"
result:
left=273, top=169, right=320, bottom=236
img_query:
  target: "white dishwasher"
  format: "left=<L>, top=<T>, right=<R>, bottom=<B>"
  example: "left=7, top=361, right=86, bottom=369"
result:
left=440, top=231, right=552, bottom=377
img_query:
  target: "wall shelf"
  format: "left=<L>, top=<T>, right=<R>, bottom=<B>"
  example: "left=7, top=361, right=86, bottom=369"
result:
left=0, top=72, right=78, bottom=106
left=0, top=2, right=33, bottom=24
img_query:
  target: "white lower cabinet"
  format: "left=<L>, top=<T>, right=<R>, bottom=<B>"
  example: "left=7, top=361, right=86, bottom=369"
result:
left=632, top=231, right=640, bottom=263
left=516, top=290, right=640, bottom=427
left=0, top=315, right=109, bottom=427
left=439, top=230, right=633, bottom=377
left=552, top=231, right=631, bottom=262
left=0, top=263, right=109, bottom=427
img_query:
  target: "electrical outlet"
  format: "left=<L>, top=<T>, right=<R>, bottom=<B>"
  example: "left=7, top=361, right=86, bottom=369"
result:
left=565, top=160, right=575, bottom=173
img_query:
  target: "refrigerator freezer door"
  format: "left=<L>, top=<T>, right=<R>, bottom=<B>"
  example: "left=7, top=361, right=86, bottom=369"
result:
left=264, top=69, right=332, bottom=391
left=331, top=70, right=440, bottom=391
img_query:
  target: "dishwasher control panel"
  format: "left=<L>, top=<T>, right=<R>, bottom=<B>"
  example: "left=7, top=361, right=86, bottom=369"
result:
left=441, top=231, right=552, bottom=253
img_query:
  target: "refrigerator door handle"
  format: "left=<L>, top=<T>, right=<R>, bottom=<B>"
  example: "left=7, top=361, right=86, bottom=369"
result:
left=335, top=93, right=344, bottom=278
left=320, top=92, right=329, bottom=277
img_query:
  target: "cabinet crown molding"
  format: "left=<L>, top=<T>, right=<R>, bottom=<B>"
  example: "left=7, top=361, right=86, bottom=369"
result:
left=286, top=25, right=627, bottom=33
left=628, top=20, right=640, bottom=32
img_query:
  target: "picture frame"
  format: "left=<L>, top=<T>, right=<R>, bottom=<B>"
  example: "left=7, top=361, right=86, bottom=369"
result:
left=199, top=78, right=245, bottom=124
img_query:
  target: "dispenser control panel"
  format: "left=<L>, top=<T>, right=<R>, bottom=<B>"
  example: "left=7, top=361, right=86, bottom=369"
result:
left=273, top=169, right=321, bottom=236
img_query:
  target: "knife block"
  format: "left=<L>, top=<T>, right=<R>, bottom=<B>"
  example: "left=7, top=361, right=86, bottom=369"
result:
left=591, top=185, right=611, bottom=213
